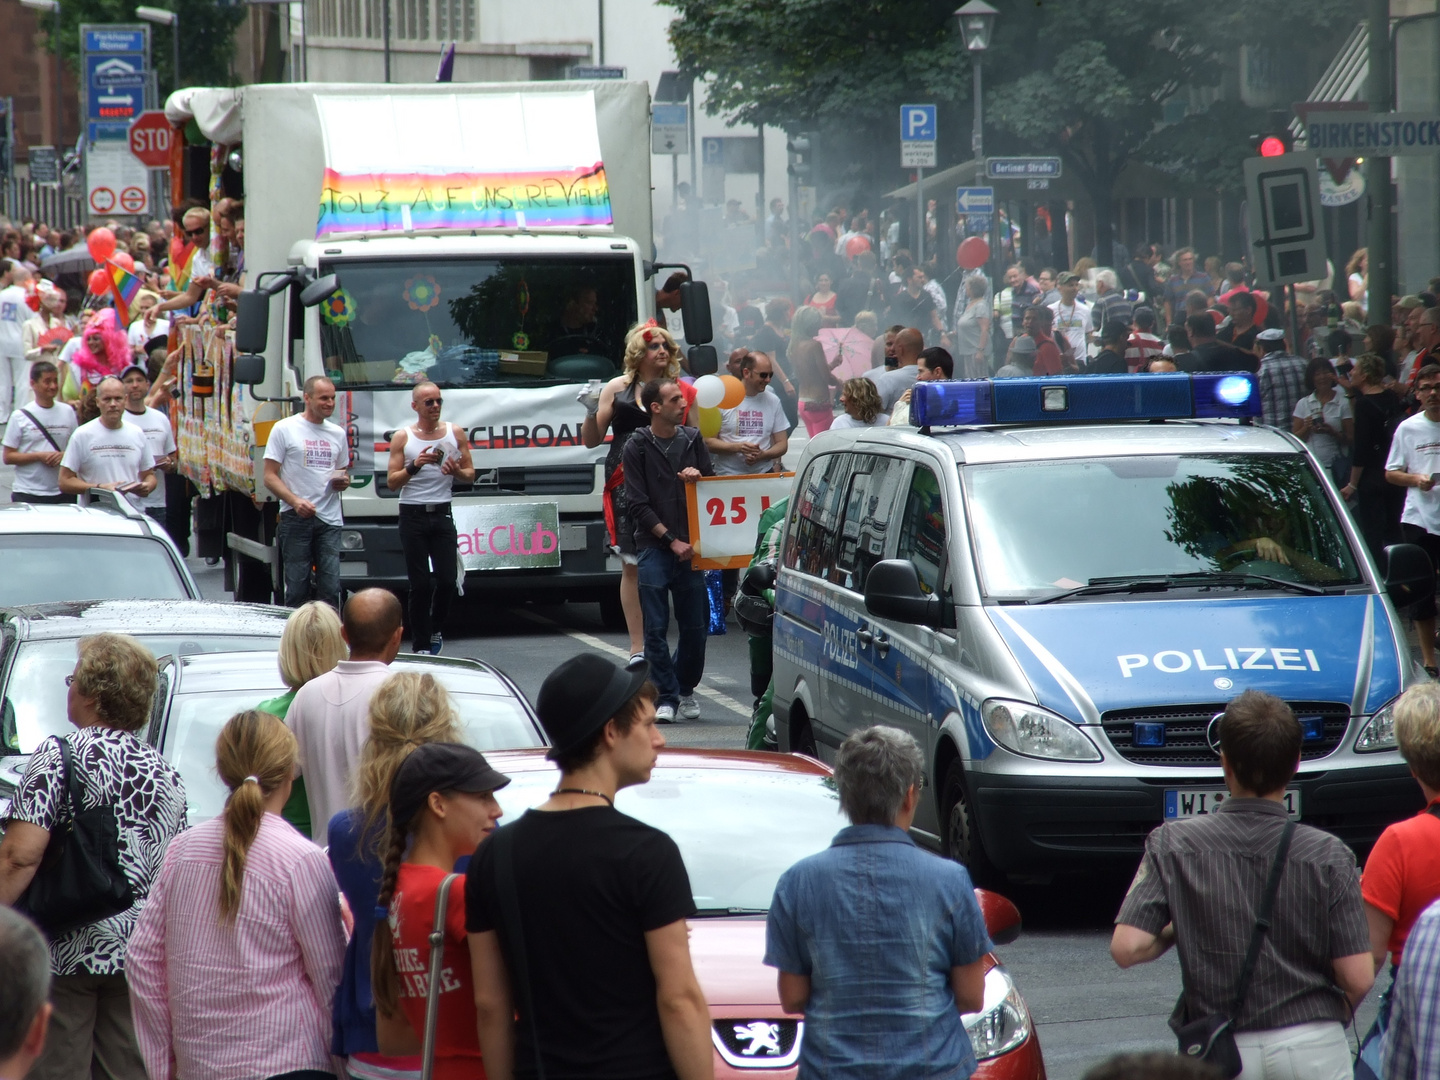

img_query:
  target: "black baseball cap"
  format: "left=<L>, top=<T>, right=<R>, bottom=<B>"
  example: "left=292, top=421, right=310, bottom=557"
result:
left=390, top=742, right=510, bottom=825
left=537, top=653, right=650, bottom=759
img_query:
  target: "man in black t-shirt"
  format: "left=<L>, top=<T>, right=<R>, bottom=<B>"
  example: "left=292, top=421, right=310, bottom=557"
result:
left=467, top=653, right=712, bottom=1080
left=1178, top=313, right=1258, bottom=374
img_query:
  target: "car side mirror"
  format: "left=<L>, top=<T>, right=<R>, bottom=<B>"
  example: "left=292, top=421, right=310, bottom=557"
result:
left=1381, top=542, right=1434, bottom=609
left=975, top=888, right=1022, bottom=946
left=679, top=280, right=713, bottom=345
left=235, top=291, right=270, bottom=354
left=300, top=273, right=340, bottom=308
left=232, top=353, right=266, bottom=385
left=688, top=344, right=718, bottom=376
left=864, top=559, right=940, bottom=625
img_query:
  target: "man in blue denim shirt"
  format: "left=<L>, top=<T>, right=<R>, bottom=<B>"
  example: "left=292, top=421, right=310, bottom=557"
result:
left=765, top=726, right=992, bottom=1079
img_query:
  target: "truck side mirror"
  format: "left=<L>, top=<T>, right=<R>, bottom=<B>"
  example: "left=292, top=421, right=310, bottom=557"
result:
left=678, top=280, right=713, bottom=345
left=235, top=291, right=270, bottom=354
left=300, top=274, right=340, bottom=308
left=687, top=345, right=718, bottom=376
left=864, top=559, right=940, bottom=625
left=1381, top=543, right=1434, bottom=609
left=233, top=353, right=266, bottom=385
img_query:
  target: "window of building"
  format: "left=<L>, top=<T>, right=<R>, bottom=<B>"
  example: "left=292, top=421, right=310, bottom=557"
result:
left=436, top=0, right=476, bottom=42
left=394, top=0, right=429, bottom=39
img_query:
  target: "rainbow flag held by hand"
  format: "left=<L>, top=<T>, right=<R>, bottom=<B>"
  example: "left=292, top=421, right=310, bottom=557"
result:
left=107, top=260, right=143, bottom=327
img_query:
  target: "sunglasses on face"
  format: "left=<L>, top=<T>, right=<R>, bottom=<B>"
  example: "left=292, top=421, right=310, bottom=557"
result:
left=183, top=226, right=208, bottom=239
left=756, top=371, right=773, bottom=380
left=419, top=397, right=443, bottom=406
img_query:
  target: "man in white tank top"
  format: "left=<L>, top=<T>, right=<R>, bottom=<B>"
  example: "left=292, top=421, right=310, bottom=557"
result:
left=386, top=382, right=475, bottom=653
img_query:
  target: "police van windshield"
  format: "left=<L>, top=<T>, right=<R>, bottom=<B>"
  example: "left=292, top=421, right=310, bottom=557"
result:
left=317, top=255, right=636, bottom=390
left=966, top=454, right=1363, bottom=600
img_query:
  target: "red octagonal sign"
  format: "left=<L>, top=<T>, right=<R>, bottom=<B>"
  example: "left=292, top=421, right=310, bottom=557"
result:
left=129, top=111, right=173, bottom=169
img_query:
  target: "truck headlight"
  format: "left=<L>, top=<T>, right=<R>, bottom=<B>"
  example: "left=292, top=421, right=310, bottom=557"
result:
left=340, top=530, right=364, bottom=551
left=1355, top=698, right=1398, bottom=753
left=962, top=966, right=1031, bottom=1060
left=982, top=699, right=1102, bottom=762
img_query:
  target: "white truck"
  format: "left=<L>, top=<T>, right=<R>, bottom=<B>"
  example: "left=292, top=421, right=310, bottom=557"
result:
left=162, top=81, right=713, bottom=611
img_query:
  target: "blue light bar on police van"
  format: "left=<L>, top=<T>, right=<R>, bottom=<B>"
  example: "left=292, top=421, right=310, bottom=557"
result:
left=910, top=371, right=1262, bottom=428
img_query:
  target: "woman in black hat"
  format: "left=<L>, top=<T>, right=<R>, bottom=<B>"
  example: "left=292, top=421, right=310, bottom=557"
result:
left=371, top=743, right=509, bottom=1078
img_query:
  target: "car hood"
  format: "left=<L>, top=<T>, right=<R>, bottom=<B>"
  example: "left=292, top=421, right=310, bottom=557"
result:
left=689, top=917, right=777, bottom=1008
left=985, top=593, right=1403, bottom=720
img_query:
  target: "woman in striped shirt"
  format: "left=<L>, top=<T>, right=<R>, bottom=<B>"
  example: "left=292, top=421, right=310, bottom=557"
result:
left=127, top=711, right=347, bottom=1080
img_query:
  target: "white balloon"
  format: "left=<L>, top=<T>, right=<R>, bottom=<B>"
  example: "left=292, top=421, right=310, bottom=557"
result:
left=693, top=374, right=725, bottom=409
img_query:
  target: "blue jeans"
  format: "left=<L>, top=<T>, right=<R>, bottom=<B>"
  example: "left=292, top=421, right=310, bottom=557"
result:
left=637, top=546, right=708, bottom=707
left=276, top=512, right=341, bottom=609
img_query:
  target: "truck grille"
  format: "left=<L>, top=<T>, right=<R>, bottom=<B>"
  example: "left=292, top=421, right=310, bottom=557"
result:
left=376, top=465, right=595, bottom=497
left=1102, top=702, right=1350, bottom=765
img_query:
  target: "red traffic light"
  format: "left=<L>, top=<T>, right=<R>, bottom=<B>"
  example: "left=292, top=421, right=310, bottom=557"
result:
left=1258, top=136, right=1287, bottom=157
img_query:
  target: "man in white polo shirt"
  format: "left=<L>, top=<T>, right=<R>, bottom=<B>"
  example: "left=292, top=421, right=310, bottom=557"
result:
left=57, top=376, right=156, bottom=498
left=264, top=375, right=350, bottom=608
left=705, top=351, right=790, bottom=476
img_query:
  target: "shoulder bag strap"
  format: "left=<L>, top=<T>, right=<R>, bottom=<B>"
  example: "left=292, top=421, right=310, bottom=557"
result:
left=19, top=409, right=62, bottom=452
left=56, top=735, right=82, bottom=818
left=493, top=825, right=547, bottom=1080
left=1228, top=818, right=1297, bottom=1018
left=420, top=873, right=460, bottom=1080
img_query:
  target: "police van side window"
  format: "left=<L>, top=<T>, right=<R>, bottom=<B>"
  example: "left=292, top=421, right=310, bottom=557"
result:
left=897, top=464, right=955, bottom=625
left=832, top=455, right=902, bottom=593
left=784, top=455, right=847, bottom=578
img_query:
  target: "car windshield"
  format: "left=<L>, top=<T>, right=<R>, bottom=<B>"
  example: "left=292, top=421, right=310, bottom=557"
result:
left=966, top=454, right=1363, bottom=600
left=164, top=687, right=542, bottom=824
left=496, top=765, right=845, bottom=912
left=0, top=637, right=279, bottom=755
left=0, top=536, right=191, bottom=606
left=318, top=256, right=637, bottom=389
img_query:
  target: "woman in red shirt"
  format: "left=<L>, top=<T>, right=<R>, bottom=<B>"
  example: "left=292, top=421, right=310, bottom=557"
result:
left=372, top=743, right=510, bottom=1079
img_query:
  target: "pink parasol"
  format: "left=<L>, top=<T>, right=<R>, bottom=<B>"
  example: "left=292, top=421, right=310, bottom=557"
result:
left=817, top=326, right=875, bottom=381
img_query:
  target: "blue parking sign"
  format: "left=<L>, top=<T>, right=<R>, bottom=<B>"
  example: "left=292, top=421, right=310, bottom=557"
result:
left=900, top=104, right=936, bottom=142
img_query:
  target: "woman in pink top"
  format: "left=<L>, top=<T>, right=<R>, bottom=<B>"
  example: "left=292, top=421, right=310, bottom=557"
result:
left=127, top=711, right=346, bottom=1080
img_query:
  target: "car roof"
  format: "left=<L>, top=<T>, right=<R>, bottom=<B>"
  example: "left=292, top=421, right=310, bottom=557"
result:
left=1, top=599, right=291, bottom=641
left=819, top=418, right=1300, bottom=466
left=171, top=649, right=526, bottom=700
left=0, top=502, right=161, bottom=538
left=484, top=747, right=832, bottom=776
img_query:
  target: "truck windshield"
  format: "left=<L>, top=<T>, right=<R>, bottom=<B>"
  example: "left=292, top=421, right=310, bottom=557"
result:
left=318, top=255, right=637, bottom=389
left=965, top=454, right=1363, bottom=600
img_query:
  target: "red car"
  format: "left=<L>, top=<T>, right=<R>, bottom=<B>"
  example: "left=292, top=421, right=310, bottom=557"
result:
left=485, top=748, right=1046, bottom=1080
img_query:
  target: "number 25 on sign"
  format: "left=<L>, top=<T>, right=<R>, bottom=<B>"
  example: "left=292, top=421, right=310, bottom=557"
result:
left=686, top=473, right=794, bottom=570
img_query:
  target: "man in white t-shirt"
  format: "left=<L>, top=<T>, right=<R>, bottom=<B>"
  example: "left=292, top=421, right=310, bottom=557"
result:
left=1385, top=362, right=1440, bottom=676
left=58, top=376, right=156, bottom=498
left=120, top=364, right=177, bottom=528
left=263, top=375, right=350, bottom=608
left=0, top=259, right=33, bottom=426
left=705, top=352, right=791, bottom=475
left=1049, top=272, right=1092, bottom=363
left=2, top=360, right=77, bottom=503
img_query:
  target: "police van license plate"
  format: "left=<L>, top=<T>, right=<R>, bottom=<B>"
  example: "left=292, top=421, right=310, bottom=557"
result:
left=1164, top=788, right=1300, bottom=819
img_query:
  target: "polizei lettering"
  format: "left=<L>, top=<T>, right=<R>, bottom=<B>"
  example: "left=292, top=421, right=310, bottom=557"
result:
left=1117, top=648, right=1321, bottom=677
left=823, top=622, right=860, bottom=670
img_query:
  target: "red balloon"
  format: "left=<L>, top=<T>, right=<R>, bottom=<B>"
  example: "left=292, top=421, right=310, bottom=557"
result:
left=957, top=236, right=990, bottom=270
left=112, top=252, right=135, bottom=272
left=844, top=234, right=872, bottom=258
left=87, top=226, right=117, bottom=263
left=88, top=267, right=111, bottom=296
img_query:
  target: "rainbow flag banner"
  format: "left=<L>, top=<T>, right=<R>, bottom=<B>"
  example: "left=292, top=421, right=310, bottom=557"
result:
left=314, top=91, right=614, bottom=238
left=107, top=260, right=143, bottom=326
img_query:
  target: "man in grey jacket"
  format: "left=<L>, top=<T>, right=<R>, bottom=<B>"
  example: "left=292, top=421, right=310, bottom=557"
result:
left=622, top=378, right=715, bottom=723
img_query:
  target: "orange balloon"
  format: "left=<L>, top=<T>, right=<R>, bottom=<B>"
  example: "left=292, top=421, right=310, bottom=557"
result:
left=719, top=374, right=745, bottom=408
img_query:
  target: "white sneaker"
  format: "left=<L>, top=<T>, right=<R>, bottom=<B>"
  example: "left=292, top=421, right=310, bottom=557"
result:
left=655, top=703, right=677, bottom=723
left=629, top=652, right=646, bottom=666
left=678, top=696, right=700, bottom=720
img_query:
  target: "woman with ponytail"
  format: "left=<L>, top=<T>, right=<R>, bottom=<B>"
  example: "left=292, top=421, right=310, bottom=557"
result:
left=371, top=743, right=507, bottom=1076
left=127, top=710, right=346, bottom=1080
left=328, top=672, right=462, bottom=1080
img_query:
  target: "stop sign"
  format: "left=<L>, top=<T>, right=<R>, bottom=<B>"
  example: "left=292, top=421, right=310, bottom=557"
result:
left=129, top=112, right=173, bottom=168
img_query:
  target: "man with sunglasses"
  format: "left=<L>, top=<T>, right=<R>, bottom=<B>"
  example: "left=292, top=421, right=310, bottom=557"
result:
left=149, top=209, right=219, bottom=319
left=705, top=352, right=791, bottom=476
left=386, top=381, right=475, bottom=654
left=1386, top=364, right=1440, bottom=677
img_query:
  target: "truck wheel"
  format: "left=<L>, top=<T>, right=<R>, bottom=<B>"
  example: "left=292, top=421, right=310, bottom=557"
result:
left=598, top=588, right=627, bottom=631
left=234, top=555, right=274, bottom=604
left=789, top=709, right=818, bottom=757
left=942, top=761, right=998, bottom=885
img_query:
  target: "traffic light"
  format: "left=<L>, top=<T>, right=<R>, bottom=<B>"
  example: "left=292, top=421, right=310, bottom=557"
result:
left=787, top=134, right=813, bottom=184
left=1251, top=112, right=1294, bottom=157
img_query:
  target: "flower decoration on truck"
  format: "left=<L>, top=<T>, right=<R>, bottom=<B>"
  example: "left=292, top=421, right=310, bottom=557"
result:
left=404, top=275, right=441, bottom=312
left=320, top=288, right=356, bottom=327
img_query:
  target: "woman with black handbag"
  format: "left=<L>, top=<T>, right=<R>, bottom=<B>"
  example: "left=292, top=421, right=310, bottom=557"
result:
left=0, top=633, right=186, bottom=1080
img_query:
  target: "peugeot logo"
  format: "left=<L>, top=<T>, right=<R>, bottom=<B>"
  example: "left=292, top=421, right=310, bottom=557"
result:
left=1205, top=713, right=1225, bottom=756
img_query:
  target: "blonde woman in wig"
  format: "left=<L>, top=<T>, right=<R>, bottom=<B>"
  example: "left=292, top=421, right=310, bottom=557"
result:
left=127, top=710, right=345, bottom=1080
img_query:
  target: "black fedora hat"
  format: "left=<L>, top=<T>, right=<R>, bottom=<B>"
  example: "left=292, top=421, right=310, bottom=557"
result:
left=538, top=653, right=650, bottom=759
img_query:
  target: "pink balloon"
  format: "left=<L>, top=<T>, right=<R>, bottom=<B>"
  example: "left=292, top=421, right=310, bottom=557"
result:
left=112, top=252, right=135, bottom=272
left=957, top=236, right=990, bottom=270
left=87, top=226, right=116, bottom=263
left=88, top=267, right=110, bottom=296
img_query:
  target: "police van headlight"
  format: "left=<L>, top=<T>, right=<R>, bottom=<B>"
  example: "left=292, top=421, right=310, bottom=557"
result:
left=982, top=699, right=1102, bottom=762
left=1355, top=698, right=1399, bottom=753
left=962, top=966, right=1031, bottom=1060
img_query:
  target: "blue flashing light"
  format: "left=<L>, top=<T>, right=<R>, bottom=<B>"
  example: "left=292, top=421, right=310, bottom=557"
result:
left=911, top=379, right=994, bottom=427
left=1298, top=716, right=1325, bottom=742
left=1133, top=722, right=1167, bottom=748
left=1192, top=371, right=1262, bottom=418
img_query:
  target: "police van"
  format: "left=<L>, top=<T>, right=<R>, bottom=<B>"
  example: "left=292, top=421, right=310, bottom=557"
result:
left=771, top=372, right=1432, bottom=879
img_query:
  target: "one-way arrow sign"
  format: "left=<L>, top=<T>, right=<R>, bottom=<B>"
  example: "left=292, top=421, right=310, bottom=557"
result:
left=956, top=186, right=995, bottom=214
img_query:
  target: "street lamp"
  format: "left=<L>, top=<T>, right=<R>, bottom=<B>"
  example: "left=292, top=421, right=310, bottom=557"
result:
left=956, top=0, right=997, bottom=276
left=135, top=6, right=179, bottom=93
left=20, top=0, right=62, bottom=150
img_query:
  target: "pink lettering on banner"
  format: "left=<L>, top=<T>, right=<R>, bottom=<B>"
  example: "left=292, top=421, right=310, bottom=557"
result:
left=455, top=514, right=559, bottom=561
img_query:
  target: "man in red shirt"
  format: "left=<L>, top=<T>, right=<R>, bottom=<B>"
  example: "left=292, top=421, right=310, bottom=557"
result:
left=1023, top=303, right=1064, bottom=375
left=1362, top=683, right=1440, bottom=972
